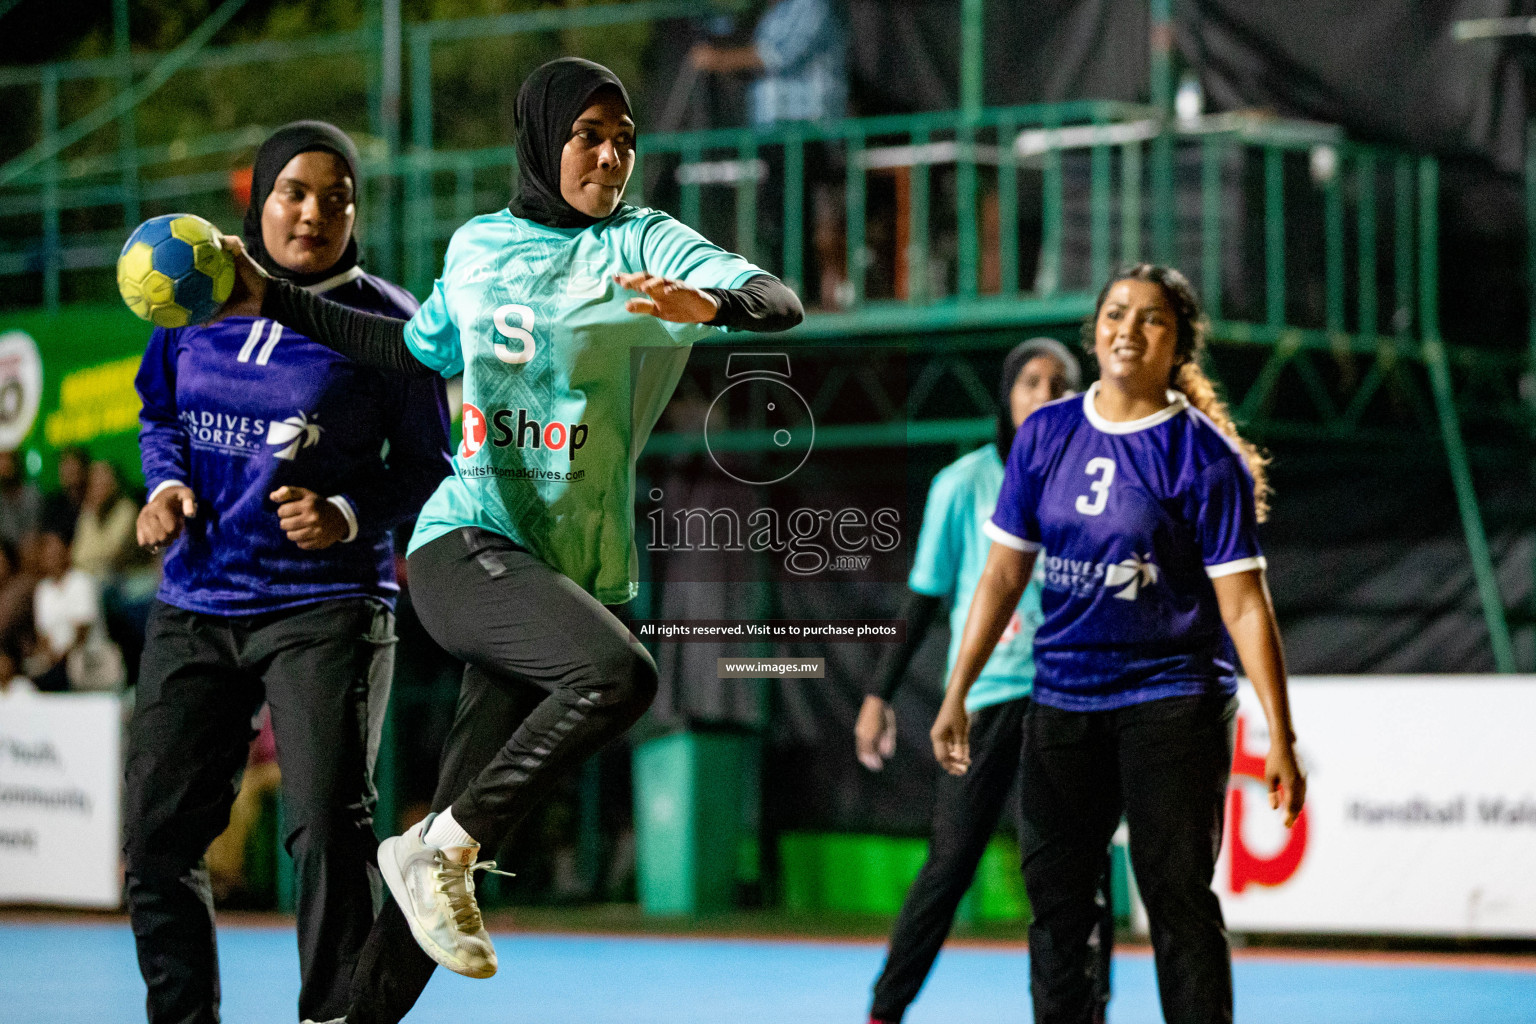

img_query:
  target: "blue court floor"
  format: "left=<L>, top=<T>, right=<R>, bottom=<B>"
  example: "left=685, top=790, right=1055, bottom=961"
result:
left=3, top=921, right=1534, bottom=1023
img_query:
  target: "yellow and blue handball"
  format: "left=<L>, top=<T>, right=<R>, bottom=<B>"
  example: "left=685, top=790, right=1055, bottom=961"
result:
left=117, top=213, right=235, bottom=328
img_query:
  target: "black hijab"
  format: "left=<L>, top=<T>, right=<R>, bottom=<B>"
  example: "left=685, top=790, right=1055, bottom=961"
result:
left=242, top=120, right=362, bottom=286
left=997, top=337, right=1082, bottom=454
left=508, top=57, right=633, bottom=228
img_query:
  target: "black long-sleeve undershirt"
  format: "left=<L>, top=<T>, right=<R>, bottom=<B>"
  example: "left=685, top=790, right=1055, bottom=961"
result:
left=262, top=277, right=428, bottom=375
left=866, top=590, right=944, bottom=702
left=701, top=273, right=803, bottom=332
left=260, top=272, right=803, bottom=376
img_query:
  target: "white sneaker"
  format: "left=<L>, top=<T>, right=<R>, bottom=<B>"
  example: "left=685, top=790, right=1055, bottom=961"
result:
left=378, top=813, right=511, bottom=979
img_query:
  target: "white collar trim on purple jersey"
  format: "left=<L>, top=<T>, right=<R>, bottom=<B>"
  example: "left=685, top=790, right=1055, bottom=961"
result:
left=302, top=265, right=365, bottom=295
left=1082, top=381, right=1189, bottom=434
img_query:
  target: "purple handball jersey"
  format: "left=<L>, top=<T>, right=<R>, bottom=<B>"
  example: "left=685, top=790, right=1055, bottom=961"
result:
left=137, top=268, right=452, bottom=615
left=985, top=383, right=1266, bottom=711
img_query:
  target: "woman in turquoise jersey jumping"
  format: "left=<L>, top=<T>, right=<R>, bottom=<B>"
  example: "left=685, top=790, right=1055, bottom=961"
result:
left=220, top=57, right=802, bottom=1024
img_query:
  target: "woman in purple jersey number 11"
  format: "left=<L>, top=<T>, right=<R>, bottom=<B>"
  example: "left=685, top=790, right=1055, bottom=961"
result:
left=126, top=122, right=451, bottom=1024
left=931, top=264, right=1305, bottom=1024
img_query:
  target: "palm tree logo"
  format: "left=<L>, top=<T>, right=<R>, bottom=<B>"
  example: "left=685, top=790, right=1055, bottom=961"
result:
left=1103, top=552, right=1159, bottom=601
left=266, top=411, right=323, bottom=461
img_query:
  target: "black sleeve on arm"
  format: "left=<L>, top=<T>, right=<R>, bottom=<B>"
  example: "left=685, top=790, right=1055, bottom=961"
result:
left=261, top=278, right=436, bottom=377
left=702, top=273, right=804, bottom=333
left=868, top=590, right=944, bottom=701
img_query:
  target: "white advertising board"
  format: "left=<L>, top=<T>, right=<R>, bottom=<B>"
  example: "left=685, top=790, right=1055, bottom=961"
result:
left=1217, top=676, right=1536, bottom=937
left=0, top=690, right=123, bottom=907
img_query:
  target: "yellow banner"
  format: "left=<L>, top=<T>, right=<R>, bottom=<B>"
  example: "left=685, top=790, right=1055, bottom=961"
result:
left=43, top=357, right=142, bottom=448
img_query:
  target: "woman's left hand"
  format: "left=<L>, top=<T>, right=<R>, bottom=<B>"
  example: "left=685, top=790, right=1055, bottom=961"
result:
left=616, top=272, right=720, bottom=324
left=930, top=691, right=971, bottom=777
left=1266, top=740, right=1307, bottom=828
left=270, top=486, right=349, bottom=550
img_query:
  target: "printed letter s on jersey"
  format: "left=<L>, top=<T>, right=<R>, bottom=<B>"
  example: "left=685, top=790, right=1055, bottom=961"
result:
left=492, top=304, right=537, bottom=364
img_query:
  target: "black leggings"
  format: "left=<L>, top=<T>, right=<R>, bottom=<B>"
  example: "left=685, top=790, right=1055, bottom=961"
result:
left=350, top=527, right=658, bottom=1024
left=124, top=599, right=394, bottom=1024
left=1021, top=693, right=1237, bottom=1024
left=870, top=698, right=1113, bottom=1024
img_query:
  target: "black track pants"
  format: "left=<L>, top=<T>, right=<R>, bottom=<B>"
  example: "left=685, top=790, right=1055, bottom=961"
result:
left=349, top=528, right=658, bottom=1024
left=869, top=698, right=1114, bottom=1024
left=1021, top=693, right=1237, bottom=1024
left=123, top=598, right=394, bottom=1024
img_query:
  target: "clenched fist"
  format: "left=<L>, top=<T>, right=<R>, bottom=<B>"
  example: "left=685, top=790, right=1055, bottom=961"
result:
left=137, top=485, right=198, bottom=553
left=270, top=486, right=349, bottom=550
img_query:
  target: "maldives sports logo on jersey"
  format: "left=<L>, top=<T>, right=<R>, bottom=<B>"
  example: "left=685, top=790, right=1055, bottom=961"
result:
left=178, top=407, right=324, bottom=461
left=265, top=411, right=322, bottom=460
left=177, top=408, right=268, bottom=456
left=458, top=402, right=589, bottom=472
left=1042, top=551, right=1160, bottom=600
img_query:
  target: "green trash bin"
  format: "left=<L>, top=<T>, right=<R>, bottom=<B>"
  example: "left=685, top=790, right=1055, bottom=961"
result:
left=633, top=730, right=750, bottom=916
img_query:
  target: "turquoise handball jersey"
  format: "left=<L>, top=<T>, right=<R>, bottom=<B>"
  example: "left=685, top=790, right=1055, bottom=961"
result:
left=404, top=205, right=762, bottom=603
left=909, top=444, right=1042, bottom=712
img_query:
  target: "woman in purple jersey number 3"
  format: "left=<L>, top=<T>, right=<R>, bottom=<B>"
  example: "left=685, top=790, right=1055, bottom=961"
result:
left=931, top=265, right=1305, bottom=1024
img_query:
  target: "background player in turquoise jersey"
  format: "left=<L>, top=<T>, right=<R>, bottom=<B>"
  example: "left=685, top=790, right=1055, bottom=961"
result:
left=857, top=337, right=1118, bottom=1024
left=933, top=266, right=1305, bottom=1024
left=218, top=57, right=802, bottom=1024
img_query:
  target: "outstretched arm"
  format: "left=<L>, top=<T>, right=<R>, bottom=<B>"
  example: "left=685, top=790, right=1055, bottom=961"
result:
left=219, top=236, right=435, bottom=376
left=618, top=272, right=803, bottom=333
left=263, top=279, right=432, bottom=376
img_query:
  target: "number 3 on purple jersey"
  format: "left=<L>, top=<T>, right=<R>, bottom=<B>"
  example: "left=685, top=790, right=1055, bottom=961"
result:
left=1075, top=457, right=1116, bottom=516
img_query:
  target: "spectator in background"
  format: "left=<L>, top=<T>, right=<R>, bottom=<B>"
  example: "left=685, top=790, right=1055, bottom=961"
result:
left=31, top=527, right=123, bottom=692
left=74, top=459, right=152, bottom=689
left=689, top=0, right=848, bottom=126
left=73, top=460, right=141, bottom=580
left=0, top=540, right=36, bottom=656
left=0, top=450, right=41, bottom=547
left=690, top=0, right=850, bottom=306
left=204, top=707, right=282, bottom=902
left=42, top=445, right=90, bottom=541
left=0, top=645, right=34, bottom=695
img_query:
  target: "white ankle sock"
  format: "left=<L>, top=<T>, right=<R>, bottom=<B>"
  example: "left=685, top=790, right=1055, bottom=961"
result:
left=424, top=808, right=477, bottom=850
